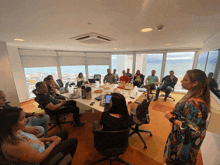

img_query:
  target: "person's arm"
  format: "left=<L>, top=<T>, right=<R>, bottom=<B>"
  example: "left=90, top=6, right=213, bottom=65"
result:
left=173, top=77, right=178, bottom=86
left=53, top=81, right=60, bottom=89
left=4, top=137, right=61, bottom=164
left=45, top=100, right=66, bottom=111
left=155, top=77, right=159, bottom=85
left=127, top=77, right=130, bottom=83
left=21, top=126, right=40, bottom=135
left=161, top=76, right=166, bottom=83
left=145, top=76, right=149, bottom=84
left=103, top=75, right=106, bottom=83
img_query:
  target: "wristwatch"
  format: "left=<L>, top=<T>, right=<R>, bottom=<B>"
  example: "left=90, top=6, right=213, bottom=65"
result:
left=169, top=117, right=177, bottom=124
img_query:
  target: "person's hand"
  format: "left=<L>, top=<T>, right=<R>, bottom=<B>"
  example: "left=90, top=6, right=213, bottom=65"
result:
left=52, top=137, right=61, bottom=146
left=37, top=111, right=45, bottom=116
left=155, top=82, right=159, bottom=86
left=61, top=100, right=66, bottom=105
left=164, top=111, right=175, bottom=120
left=25, top=127, right=40, bottom=135
left=48, top=136, right=59, bottom=142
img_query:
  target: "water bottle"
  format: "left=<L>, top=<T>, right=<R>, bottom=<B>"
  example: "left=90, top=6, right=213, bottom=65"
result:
left=85, top=86, right=92, bottom=100
left=81, top=85, right=86, bottom=99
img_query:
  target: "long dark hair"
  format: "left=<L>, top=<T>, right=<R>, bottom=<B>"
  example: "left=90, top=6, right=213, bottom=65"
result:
left=180, top=69, right=210, bottom=112
left=0, top=107, right=23, bottom=145
left=78, top=72, right=83, bottom=78
left=109, top=93, right=129, bottom=119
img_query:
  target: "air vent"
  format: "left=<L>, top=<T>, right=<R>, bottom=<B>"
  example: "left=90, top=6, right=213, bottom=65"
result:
left=70, top=32, right=115, bottom=44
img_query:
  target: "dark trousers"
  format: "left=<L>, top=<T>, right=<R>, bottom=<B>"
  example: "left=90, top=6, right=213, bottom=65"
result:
left=142, top=83, right=156, bottom=96
left=53, top=100, right=80, bottom=124
left=155, top=85, right=172, bottom=98
left=40, top=130, right=78, bottom=165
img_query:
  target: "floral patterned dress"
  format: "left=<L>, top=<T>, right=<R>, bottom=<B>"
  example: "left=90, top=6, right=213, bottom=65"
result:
left=164, top=98, right=209, bottom=165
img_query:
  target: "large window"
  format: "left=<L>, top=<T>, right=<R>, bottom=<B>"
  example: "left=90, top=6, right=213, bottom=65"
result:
left=136, top=54, right=163, bottom=80
left=88, top=65, right=109, bottom=80
left=205, top=50, right=219, bottom=75
left=24, top=67, right=58, bottom=98
left=111, top=55, right=133, bottom=77
left=197, top=52, right=208, bottom=71
left=60, top=65, right=86, bottom=84
left=164, top=52, right=195, bottom=92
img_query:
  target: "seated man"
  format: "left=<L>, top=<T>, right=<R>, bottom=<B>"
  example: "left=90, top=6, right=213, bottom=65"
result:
left=113, top=69, right=119, bottom=81
left=44, top=77, right=65, bottom=100
left=208, top=72, right=220, bottom=99
left=0, top=90, right=50, bottom=136
left=103, top=69, right=117, bottom=84
left=154, top=70, right=178, bottom=101
left=120, top=70, right=130, bottom=83
left=126, top=68, right=133, bottom=81
left=35, top=82, right=85, bottom=127
left=142, top=70, right=159, bottom=99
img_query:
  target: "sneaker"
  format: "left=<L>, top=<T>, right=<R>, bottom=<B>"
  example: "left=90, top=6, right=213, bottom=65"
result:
left=164, top=97, right=167, bottom=101
left=74, top=122, right=85, bottom=127
left=154, top=97, right=158, bottom=101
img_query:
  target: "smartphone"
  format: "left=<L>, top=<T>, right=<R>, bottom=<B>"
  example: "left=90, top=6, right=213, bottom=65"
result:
left=105, top=95, right=112, bottom=104
left=90, top=102, right=95, bottom=106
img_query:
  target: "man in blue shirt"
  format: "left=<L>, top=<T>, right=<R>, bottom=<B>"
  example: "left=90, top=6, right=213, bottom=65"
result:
left=103, top=69, right=117, bottom=84
left=0, top=90, right=50, bottom=136
left=154, top=70, right=178, bottom=101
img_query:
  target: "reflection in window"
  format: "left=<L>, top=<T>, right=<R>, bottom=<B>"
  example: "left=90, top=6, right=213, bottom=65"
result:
left=88, top=65, right=109, bottom=80
left=111, top=55, right=133, bottom=77
left=205, top=50, right=218, bottom=75
left=61, top=65, right=86, bottom=84
left=24, top=67, right=58, bottom=98
left=197, top=52, right=208, bottom=71
left=136, top=54, right=163, bottom=81
left=164, top=52, right=195, bottom=92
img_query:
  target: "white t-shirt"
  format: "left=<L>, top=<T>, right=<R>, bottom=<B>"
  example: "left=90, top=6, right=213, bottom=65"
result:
left=77, top=77, right=84, bottom=82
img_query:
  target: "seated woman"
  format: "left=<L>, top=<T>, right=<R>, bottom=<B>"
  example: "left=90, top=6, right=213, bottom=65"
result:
left=77, top=73, right=85, bottom=82
left=133, top=70, right=144, bottom=87
left=94, top=93, right=133, bottom=132
left=0, top=107, right=78, bottom=165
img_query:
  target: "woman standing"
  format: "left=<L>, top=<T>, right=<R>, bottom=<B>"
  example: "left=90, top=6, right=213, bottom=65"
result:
left=164, top=69, right=211, bottom=165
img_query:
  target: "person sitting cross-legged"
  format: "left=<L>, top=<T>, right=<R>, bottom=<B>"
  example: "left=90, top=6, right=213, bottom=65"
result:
left=0, top=107, right=78, bottom=165
left=142, top=70, right=159, bottom=99
left=35, top=82, right=85, bottom=127
left=0, top=90, right=50, bottom=136
left=120, top=70, right=130, bottom=83
left=154, top=70, right=178, bottom=101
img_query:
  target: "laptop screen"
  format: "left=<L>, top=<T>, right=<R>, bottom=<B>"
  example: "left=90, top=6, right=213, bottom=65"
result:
left=64, top=82, right=69, bottom=89
left=105, top=95, right=112, bottom=104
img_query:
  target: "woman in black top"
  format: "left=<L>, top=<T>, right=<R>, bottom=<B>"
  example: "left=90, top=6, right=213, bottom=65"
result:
left=99, top=93, right=133, bottom=131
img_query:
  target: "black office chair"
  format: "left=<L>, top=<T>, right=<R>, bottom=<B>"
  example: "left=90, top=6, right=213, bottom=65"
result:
left=129, top=97, right=153, bottom=149
left=33, top=89, right=73, bottom=132
left=94, top=74, right=101, bottom=81
left=91, top=127, right=130, bottom=165
left=159, top=87, right=175, bottom=101
left=56, top=79, right=64, bottom=88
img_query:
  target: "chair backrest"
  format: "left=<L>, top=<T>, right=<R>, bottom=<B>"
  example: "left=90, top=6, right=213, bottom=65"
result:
left=94, top=129, right=130, bottom=156
left=94, top=74, right=101, bottom=81
left=135, top=98, right=152, bottom=123
left=56, top=79, right=64, bottom=88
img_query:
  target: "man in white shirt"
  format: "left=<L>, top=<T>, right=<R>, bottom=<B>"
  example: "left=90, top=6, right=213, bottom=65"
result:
left=112, top=69, right=119, bottom=81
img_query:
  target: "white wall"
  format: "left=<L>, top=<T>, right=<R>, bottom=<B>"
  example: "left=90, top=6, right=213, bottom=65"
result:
left=7, top=46, right=29, bottom=102
left=0, top=42, right=20, bottom=107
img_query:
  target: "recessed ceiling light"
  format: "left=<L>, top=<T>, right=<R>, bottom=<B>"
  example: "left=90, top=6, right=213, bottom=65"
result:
left=141, top=28, right=153, bottom=32
left=114, top=48, right=117, bottom=49
left=166, top=43, right=171, bottom=45
left=14, top=39, right=24, bottom=41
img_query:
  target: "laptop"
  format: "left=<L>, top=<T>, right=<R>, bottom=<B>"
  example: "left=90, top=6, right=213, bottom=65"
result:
left=88, top=79, right=96, bottom=83
left=95, top=95, right=104, bottom=101
left=77, top=81, right=84, bottom=87
left=59, top=82, right=69, bottom=94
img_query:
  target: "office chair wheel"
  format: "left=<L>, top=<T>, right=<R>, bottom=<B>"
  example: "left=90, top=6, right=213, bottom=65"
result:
left=144, top=145, right=147, bottom=149
left=150, top=133, right=153, bottom=136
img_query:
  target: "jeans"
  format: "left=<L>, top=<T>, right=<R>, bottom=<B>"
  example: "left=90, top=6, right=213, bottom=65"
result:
left=155, top=85, right=172, bottom=98
left=40, top=130, right=78, bottom=165
left=26, top=114, right=50, bottom=133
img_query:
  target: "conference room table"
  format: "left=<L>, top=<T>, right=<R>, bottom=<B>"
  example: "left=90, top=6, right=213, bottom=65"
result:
left=61, top=83, right=146, bottom=112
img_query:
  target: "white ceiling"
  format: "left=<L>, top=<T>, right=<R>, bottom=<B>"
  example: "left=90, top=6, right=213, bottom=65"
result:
left=1, top=0, right=220, bottom=52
